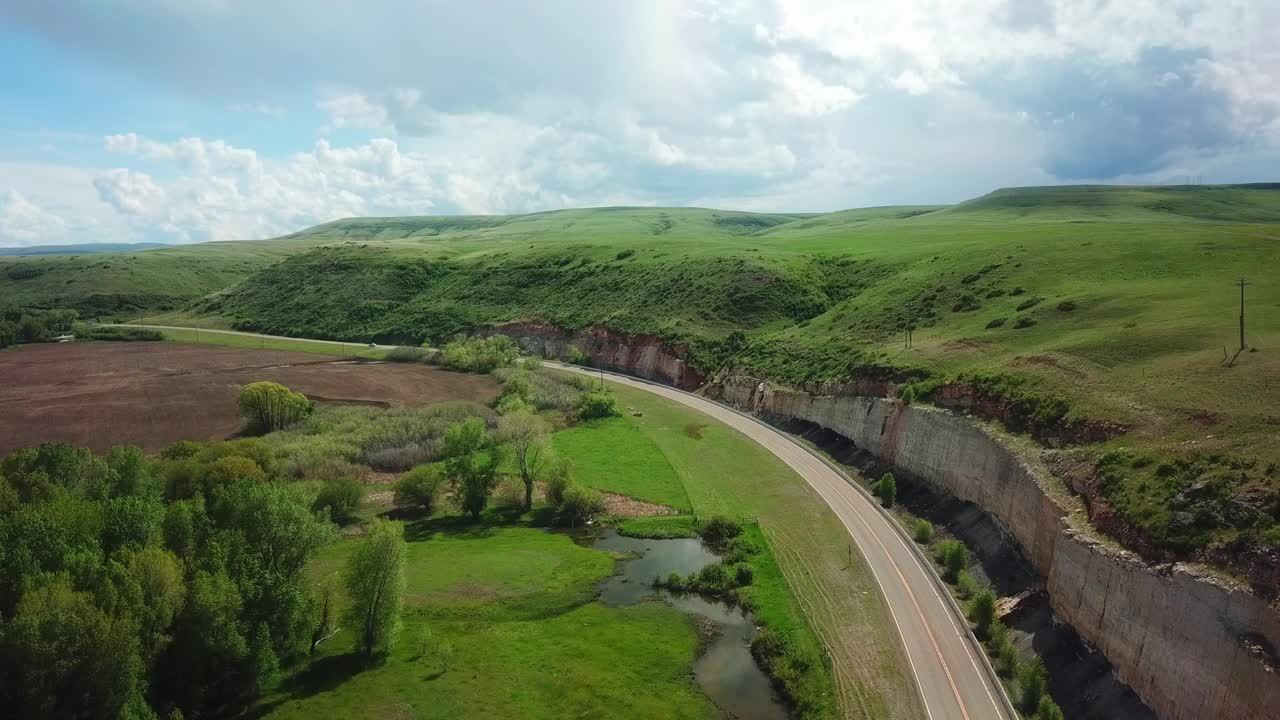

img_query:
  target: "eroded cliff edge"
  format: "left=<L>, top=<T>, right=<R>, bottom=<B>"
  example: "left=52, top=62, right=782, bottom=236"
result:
left=713, top=374, right=1280, bottom=720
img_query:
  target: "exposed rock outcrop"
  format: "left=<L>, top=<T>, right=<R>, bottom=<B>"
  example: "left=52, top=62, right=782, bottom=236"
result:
left=482, top=321, right=704, bottom=389
left=713, top=375, right=1280, bottom=720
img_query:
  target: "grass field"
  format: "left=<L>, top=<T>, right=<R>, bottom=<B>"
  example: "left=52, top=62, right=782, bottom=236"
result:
left=551, top=416, right=692, bottom=512
left=265, top=525, right=715, bottom=720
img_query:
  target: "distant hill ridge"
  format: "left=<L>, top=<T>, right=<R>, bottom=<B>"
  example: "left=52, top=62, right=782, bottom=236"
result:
left=0, top=242, right=170, bottom=256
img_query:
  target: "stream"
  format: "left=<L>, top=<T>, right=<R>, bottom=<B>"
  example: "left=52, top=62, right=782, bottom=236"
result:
left=586, top=527, right=790, bottom=720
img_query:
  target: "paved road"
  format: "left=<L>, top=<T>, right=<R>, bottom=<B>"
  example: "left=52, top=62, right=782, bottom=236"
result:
left=128, top=324, right=1012, bottom=719
left=552, top=363, right=1014, bottom=720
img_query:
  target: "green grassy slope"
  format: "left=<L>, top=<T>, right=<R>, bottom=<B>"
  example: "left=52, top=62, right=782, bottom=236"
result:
left=9, top=184, right=1280, bottom=568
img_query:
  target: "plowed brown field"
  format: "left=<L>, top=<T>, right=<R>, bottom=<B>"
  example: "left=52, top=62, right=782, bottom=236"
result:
left=0, top=342, right=499, bottom=454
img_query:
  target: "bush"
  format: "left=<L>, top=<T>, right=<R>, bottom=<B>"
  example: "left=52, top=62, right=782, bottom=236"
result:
left=237, top=382, right=314, bottom=434
left=912, top=519, right=934, bottom=543
left=384, top=346, right=428, bottom=363
left=1010, top=286, right=1026, bottom=296
left=566, top=346, right=589, bottom=366
left=938, top=540, right=967, bottom=582
left=614, top=249, right=636, bottom=260
left=1037, top=696, right=1064, bottom=720
left=877, top=472, right=896, bottom=507
left=734, top=564, right=754, bottom=587
left=201, top=456, right=267, bottom=491
left=439, top=336, right=518, bottom=373
left=956, top=569, right=978, bottom=599
left=492, top=477, right=526, bottom=510
left=899, top=385, right=916, bottom=405
left=700, top=515, right=742, bottom=547
left=1015, top=296, right=1042, bottom=311
left=313, top=477, right=364, bottom=524
left=985, top=317, right=1006, bottom=329
left=558, top=484, right=602, bottom=527
left=80, top=326, right=164, bottom=342
left=995, top=626, right=1019, bottom=677
left=969, top=589, right=996, bottom=638
left=1055, top=300, right=1077, bottom=312
left=393, top=465, right=445, bottom=515
left=1019, top=657, right=1047, bottom=713
left=544, top=458, right=573, bottom=507
left=577, top=388, right=619, bottom=420
left=1013, top=316, right=1037, bottom=329
left=160, top=440, right=202, bottom=461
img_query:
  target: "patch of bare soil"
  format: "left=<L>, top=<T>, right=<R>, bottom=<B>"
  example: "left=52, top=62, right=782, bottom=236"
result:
left=600, top=492, right=679, bottom=517
left=940, top=338, right=993, bottom=352
left=0, top=341, right=500, bottom=454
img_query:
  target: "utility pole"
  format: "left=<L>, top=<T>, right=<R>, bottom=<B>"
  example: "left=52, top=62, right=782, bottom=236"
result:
left=1237, top=278, right=1249, bottom=351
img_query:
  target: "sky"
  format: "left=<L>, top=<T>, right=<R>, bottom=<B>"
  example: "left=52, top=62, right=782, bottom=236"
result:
left=0, top=1, right=1277, bottom=247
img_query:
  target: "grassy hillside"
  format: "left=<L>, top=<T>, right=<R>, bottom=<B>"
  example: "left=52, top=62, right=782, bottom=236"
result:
left=8, top=184, right=1280, bottom=573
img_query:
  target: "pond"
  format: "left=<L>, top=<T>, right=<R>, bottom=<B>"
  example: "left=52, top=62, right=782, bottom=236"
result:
left=587, top=527, right=790, bottom=720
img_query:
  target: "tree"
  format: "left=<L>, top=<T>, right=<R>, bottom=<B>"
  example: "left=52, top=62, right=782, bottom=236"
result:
left=558, top=485, right=602, bottom=527
left=1, top=575, right=147, bottom=718
left=393, top=464, right=446, bottom=514
left=877, top=472, right=896, bottom=507
left=497, top=411, right=550, bottom=511
left=1019, top=657, right=1048, bottom=713
left=236, top=382, right=313, bottom=434
left=444, top=418, right=501, bottom=520
left=344, top=519, right=406, bottom=656
left=309, top=573, right=341, bottom=657
left=969, top=589, right=996, bottom=638
left=0, top=319, right=16, bottom=348
left=938, top=540, right=967, bottom=582
left=912, top=519, right=933, bottom=543
left=200, top=455, right=266, bottom=492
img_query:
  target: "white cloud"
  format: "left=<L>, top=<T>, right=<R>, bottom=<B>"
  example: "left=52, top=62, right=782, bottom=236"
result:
left=93, top=169, right=167, bottom=216
left=0, top=190, right=68, bottom=245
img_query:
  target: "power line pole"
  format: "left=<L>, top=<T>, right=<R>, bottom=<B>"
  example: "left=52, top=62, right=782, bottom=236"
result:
left=1237, top=278, right=1249, bottom=351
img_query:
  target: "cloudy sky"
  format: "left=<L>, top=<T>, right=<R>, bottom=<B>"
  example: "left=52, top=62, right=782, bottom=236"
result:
left=1, top=1, right=1277, bottom=246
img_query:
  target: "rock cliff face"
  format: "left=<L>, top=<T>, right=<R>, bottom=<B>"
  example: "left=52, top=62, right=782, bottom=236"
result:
left=482, top=321, right=704, bottom=390
left=714, top=375, right=1280, bottom=720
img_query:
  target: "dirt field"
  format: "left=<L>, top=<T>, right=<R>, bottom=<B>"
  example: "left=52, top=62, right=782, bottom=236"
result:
left=0, top=342, right=500, bottom=454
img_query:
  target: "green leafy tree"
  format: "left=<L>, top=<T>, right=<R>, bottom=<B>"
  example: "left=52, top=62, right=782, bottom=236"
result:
left=344, top=518, right=406, bottom=656
left=969, top=589, right=996, bottom=638
left=938, top=539, right=968, bottom=582
left=497, top=411, right=550, bottom=511
left=0, top=319, right=16, bottom=348
left=393, top=464, right=446, bottom=514
left=1019, top=657, right=1048, bottom=713
left=444, top=418, right=501, bottom=520
left=912, top=519, right=933, bottom=543
left=236, top=381, right=314, bottom=434
left=154, top=570, right=249, bottom=713
left=877, top=472, right=897, bottom=507
left=558, top=484, right=602, bottom=527
left=1, top=575, right=147, bottom=718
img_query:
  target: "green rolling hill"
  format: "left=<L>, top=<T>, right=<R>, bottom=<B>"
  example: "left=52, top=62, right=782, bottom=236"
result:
left=4, top=183, right=1280, bottom=566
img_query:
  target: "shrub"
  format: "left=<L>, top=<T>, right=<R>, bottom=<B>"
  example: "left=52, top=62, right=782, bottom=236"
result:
left=1037, top=696, right=1064, bottom=720
left=1015, top=296, right=1042, bottom=311
left=912, top=519, right=934, bottom=543
left=614, top=249, right=636, bottom=260
left=938, top=539, right=967, bottom=582
left=577, top=388, right=619, bottom=420
left=237, top=381, right=314, bottom=434
left=160, top=440, right=202, bottom=461
left=734, top=564, right=754, bottom=587
left=951, top=294, right=981, bottom=312
left=700, top=515, right=742, bottom=547
left=544, top=457, right=573, bottom=507
left=969, top=589, right=996, bottom=638
left=877, top=472, right=896, bottom=507
left=384, top=346, right=428, bottom=363
left=899, top=385, right=916, bottom=405
left=956, top=569, right=978, bottom=599
left=393, top=465, right=446, bottom=515
left=81, top=326, right=163, bottom=342
left=1056, top=300, right=1077, bottom=312
left=558, top=484, right=602, bottom=527
left=1018, top=657, right=1048, bottom=713
left=439, top=335, right=518, bottom=373
left=313, top=477, right=364, bottom=524
left=201, top=456, right=266, bottom=491
left=995, top=626, right=1019, bottom=677
left=566, top=346, right=589, bottom=366
left=492, top=477, right=526, bottom=510
left=985, top=317, right=1006, bottom=329
left=1010, top=286, right=1026, bottom=296
left=1013, top=316, right=1037, bottom=329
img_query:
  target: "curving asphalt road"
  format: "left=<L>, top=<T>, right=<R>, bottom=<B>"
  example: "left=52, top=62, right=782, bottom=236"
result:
left=551, top=363, right=1015, bottom=720
left=123, top=324, right=1013, bottom=719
